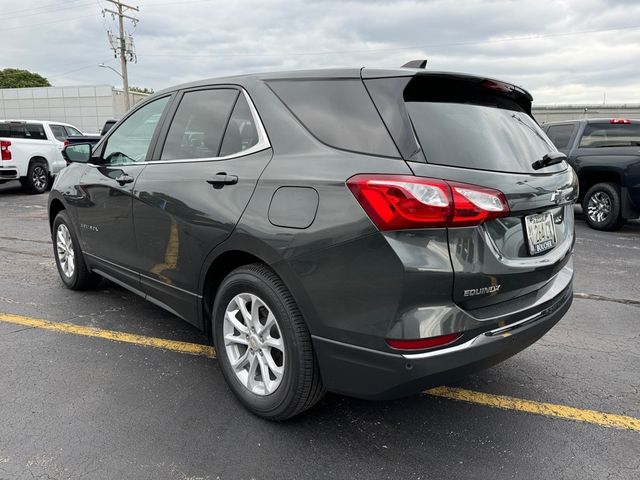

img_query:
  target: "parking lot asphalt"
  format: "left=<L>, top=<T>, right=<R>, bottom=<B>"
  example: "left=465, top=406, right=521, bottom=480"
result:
left=0, top=180, right=638, bottom=480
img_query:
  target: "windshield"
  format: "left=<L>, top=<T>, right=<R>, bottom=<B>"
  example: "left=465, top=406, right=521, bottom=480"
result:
left=579, top=123, right=640, bottom=148
left=407, top=102, right=564, bottom=174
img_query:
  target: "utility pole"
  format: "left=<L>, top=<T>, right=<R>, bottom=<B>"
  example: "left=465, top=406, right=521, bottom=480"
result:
left=103, top=0, right=139, bottom=111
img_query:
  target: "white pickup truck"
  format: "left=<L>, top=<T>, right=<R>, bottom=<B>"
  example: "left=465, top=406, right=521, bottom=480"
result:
left=0, top=120, right=85, bottom=194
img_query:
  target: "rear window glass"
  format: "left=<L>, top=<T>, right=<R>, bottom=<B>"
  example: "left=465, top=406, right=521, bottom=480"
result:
left=406, top=101, right=560, bottom=174
left=0, top=123, right=47, bottom=140
left=268, top=79, right=399, bottom=158
left=578, top=123, right=640, bottom=148
left=546, top=124, right=576, bottom=150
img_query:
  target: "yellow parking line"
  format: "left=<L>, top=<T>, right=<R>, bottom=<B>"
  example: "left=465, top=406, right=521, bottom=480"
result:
left=1, top=312, right=639, bottom=431
left=425, top=386, right=640, bottom=432
left=0, top=313, right=215, bottom=358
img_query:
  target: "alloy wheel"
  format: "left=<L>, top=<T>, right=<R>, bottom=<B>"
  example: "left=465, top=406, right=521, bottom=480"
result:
left=587, top=191, right=612, bottom=223
left=32, top=165, right=48, bottom=191
left=56, top=224, right=75, bottom=278
left=223, top=293, right=285, bottom=396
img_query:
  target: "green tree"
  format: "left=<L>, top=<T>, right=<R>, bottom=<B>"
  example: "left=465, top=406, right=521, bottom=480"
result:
left=0, top=68, right=51, bottom=88
left=129, top=86, right=154, bottom=94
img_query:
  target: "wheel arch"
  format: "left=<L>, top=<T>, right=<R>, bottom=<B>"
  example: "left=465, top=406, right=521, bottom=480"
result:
left=199, top=234, right=319, bottom=341
left=577, top=169, right=622, bottom=202
left=28, top=155, right=51, bottom=172
left=49, top=197, right=66, bottom=232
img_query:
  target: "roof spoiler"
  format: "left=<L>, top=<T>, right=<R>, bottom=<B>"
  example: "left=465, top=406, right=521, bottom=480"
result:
left=401, top=59, right=427, bottom=69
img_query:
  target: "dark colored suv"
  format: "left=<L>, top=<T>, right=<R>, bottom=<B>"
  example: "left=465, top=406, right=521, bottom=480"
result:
left=50, top=67, right=577, bottom=419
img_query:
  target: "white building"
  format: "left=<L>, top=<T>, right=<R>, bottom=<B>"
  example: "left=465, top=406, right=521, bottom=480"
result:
left=533, top=104, right=640, bottom=123
left=0, top=85, right=148, bottom=134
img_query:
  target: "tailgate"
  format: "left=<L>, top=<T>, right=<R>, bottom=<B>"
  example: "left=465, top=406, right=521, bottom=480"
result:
left=399, top=74, right=578, bottom=310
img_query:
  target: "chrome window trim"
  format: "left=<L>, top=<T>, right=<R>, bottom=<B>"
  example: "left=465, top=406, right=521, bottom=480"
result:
left=88, top=88, right=270, bottom=168
left=149, top=88, right=270, bottom=165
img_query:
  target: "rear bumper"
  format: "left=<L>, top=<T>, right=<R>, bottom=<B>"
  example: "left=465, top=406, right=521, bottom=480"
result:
left=0, top=168, right=20, bottom=180
left=312, top=284, right=572, bottom=400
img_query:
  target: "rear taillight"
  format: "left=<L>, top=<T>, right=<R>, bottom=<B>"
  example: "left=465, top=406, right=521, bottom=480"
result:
left=386, top=332, right=462, bottom=351
left=347, top=174, right=509, bottom=230
left=610, top=118, right=631, bottom=124
left=0, top=140, right=11, bottom=161
left=63, top=139, right=69, bottom=147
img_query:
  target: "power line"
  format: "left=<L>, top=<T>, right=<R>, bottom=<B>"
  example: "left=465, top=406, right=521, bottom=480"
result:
left=1, top=13, right=98, bottom=32
left=46, top=60, right=115, bottom=79
left=136, top=23, right=640, bottom=59
left=0, top=0, right=93, bottom=20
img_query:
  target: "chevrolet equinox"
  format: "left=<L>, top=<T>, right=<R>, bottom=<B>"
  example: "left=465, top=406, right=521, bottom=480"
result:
left=50, top=66, right=577, bottom=420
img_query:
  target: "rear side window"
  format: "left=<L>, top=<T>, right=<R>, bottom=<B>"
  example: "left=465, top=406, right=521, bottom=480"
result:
left=219, top=94, right=260, bottom=157
left=268, top=79, right=399, bottom=158
left=50, top=124, right=68, bottom=141
left=546, top=124, right=576, bottom=151
left=161, top=88, right=239, bottom=161
left=578, top=123, right=640, bottom=148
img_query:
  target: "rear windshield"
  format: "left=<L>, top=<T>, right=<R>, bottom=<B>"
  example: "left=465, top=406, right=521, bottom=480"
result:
left=579, top=123, right=640, bottom=148
left=407, top=102, right=561, bottom=174
left=0, top=123, right=48, bottom=140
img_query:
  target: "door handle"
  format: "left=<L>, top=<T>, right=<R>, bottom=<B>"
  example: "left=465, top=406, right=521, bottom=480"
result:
left=206, top=172, right=238, bottom=188
left=115, top=173, right=135, bottom=185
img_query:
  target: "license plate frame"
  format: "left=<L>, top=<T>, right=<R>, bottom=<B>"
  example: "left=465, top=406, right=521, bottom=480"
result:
left=524, top=212, right=557, bottom=255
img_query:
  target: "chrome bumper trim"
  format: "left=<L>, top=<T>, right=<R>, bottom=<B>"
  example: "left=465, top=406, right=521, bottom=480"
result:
left=401, top=289, right=570, bottom=360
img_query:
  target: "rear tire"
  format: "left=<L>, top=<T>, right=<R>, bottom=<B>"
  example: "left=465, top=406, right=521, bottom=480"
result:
left=582, top=182, right=624, bottom=231
left=21, top=161, right=50, bottom=194
left=52, top=211, right=101, bottom=290
left=213, top=263, right=324, bottom=420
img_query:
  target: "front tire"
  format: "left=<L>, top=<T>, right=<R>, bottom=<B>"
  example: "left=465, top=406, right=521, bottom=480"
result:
left=213, top=263, right=324, bottom=420
left=21, top=161, right=50, bottom=194
left=52, top=211, right=101, bottom=290
left=582, top=182, right=624, bottom=231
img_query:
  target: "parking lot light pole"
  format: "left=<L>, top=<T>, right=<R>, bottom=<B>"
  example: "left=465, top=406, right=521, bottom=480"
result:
left=98, top=63, right=123, bottom=80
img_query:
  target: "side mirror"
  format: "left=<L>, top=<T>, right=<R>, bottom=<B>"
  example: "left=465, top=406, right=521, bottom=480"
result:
left=63, top=143, right=92, bottom=164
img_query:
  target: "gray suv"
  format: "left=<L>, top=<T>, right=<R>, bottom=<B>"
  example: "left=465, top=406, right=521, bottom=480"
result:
left=50, top=67, right=577, bottom=420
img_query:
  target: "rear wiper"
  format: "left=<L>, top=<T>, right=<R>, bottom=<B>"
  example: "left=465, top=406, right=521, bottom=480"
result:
left=532, top=151, right=566, bottom=170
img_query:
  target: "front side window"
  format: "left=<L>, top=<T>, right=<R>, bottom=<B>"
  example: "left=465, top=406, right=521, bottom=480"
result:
left=65, top=125, right=83, bottom=136
left=102, top=96, right=170, bottom=164
left=578, top=123, right=640, bottom=148
left=161, top=89, right=239, bottom=161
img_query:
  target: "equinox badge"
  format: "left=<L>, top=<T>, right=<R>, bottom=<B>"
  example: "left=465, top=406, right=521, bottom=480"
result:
left=464, top=285, right=501, bottom=297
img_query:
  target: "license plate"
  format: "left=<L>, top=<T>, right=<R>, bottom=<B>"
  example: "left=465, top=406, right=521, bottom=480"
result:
left=524, top=212, right=557, bottom=255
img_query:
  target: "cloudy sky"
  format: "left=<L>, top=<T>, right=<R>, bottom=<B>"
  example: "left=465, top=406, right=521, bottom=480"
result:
left=3, top=0, right=640, bottom=104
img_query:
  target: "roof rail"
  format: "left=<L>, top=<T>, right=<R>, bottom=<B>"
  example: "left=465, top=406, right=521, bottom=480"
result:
left=401, top=59, right=427, bottom=69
